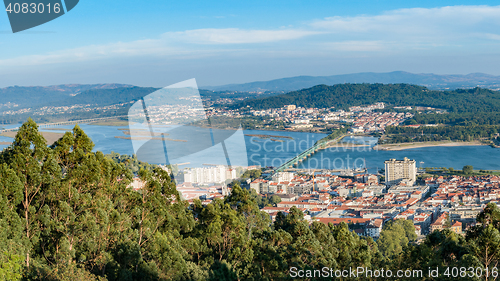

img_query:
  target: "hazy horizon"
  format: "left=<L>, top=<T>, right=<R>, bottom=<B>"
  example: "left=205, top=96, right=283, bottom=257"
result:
left=2, top=1, right=500, bottom=88
left=0, top=70, right=499, bottom=89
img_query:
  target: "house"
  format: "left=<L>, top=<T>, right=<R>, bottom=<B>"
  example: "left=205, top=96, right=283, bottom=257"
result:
left=450, top=221, right=463, bottom=234
left=365, top=219, right=383, bottom=238
left=430, top=213, right=448, bottom=232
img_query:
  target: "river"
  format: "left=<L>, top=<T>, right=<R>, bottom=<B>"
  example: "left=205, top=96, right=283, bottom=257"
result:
left=1, top=124, right=499, bottom=171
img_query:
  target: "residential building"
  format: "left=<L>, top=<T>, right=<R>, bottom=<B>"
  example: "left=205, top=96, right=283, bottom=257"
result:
left=385, top=158, right=417, bottom=186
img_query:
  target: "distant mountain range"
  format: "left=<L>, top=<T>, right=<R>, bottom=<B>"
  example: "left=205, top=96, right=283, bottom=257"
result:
left=0, top=83, right=133, bottom=108
left=0, top=84, right=239, bottom=123
left=203, top=71, right=500, bottom=92
left=3, top=71, right=500, bottom=123
left=0, top=84, right=261, bottom=112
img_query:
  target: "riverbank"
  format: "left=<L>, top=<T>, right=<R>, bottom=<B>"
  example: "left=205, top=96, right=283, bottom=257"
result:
left=114, top=136, right=187, bottom=142
left=244, top=134, right=293, bottom=142
left=325, top=143, right=371, bottom=149
left=89, top=119, right=130, bottom=126
left=373, top=141, right=487, bottom=151
left=0, top=131, right=64, bottom=145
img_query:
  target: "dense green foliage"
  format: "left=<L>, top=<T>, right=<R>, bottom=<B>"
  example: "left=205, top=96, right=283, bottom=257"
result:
left=391, top=112, right=500, bottom=143
left=317, top=126, right=349, bottom=144
left=105, top=152, right=157, bottom=174
left=240, top=169, right=262, bottom=181
left=463, top=165, right=474, bottom=175
left=2, top=119, right=500, bottom=280
left=229, top=83, right=500, bottom=144
left=231, top=83, right=500, bottom=113
left=377, top=219, right=417, bottom=258
left=407, top=112, right=500, bottom=126
left=248, top=189, right=281, bottom=208
left=383, top=124, right=500, bottom=143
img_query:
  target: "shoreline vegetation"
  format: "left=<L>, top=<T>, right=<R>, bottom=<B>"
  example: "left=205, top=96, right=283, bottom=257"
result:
left=372, top=140, right=487, bottom=151
left=316, top=134, right=371, bottom=150
left=89, top=119, right=130, bottom=126
left=244, top=134, right=293, bottom=141
left=326, top=143, right=371, bottom=149
left=41, top=128, right=72, bottom=131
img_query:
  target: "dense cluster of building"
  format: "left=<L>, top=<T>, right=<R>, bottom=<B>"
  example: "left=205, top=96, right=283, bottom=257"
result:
left=208, top=102, right=413, bottom=132
left=167, top=156, right=494, bottom=241
left=349, top=111, right=414, bottom=133
left=257, top=170, right=493, bottom=238
left=131, top=150, right=491, bottom=241
left=251, top=170, right=429, bottom=238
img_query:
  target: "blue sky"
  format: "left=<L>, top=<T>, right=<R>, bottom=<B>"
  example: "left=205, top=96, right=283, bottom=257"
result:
left=1, top=0, right=500, bottom=87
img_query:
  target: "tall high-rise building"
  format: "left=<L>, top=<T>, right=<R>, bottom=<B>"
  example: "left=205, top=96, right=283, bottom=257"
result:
left=384, top=157, right=416, bottom=186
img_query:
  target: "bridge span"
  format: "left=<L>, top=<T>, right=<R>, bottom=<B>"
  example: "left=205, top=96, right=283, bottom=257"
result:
left=272, top=134, right=345, bottom=175
left=1, top=116, right=128, bottom=133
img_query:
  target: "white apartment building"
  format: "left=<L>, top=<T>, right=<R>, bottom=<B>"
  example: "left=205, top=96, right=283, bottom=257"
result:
left=272, top=172, right=295, bottom=183
left=384, top=157, right=417, bottom=186
left=293, top=117, right=310, bottom=124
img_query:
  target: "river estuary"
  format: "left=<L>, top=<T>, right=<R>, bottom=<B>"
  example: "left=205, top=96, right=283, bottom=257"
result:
left=1, top=124, right=500, bottom=172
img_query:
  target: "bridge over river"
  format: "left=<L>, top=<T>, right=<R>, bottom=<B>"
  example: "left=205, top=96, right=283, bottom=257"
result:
left=1, top=116, right=128, bottom=132
left=272, top=134, right=346, bottom=175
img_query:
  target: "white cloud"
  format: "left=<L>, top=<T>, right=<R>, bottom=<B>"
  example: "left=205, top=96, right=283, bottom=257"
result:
left=311, top=5, right=500, bottom=42
left=164, top=28, right=322, bottom=44
left=3, top=5, right=500, bottom=68
left=481, top=33, right=500, bottom=41
left=0, top=39, right=179, bottom=67
left=0, top=28, right=320, bottom=67
left=323, top=41, right=386, bottom=52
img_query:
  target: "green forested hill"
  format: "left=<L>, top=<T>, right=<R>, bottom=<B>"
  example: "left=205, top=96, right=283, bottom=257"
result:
left=54, top=86, right=158, bottom=107
left=0, top=84, right=133, bottom=108
left=231, top=83, right=500, bottom=113
left=0, top=84, right=270, bottom=111
left=205, top=71, right=500, bottom=92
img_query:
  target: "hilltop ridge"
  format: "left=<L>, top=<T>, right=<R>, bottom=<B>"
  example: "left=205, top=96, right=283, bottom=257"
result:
left=204, top=71, right=500, bottom=92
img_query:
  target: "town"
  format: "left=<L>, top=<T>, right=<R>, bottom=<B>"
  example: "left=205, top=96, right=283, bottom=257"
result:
left=166, top=157, right=492, bottom=242
left=208, top=102, right=417, bottom=133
